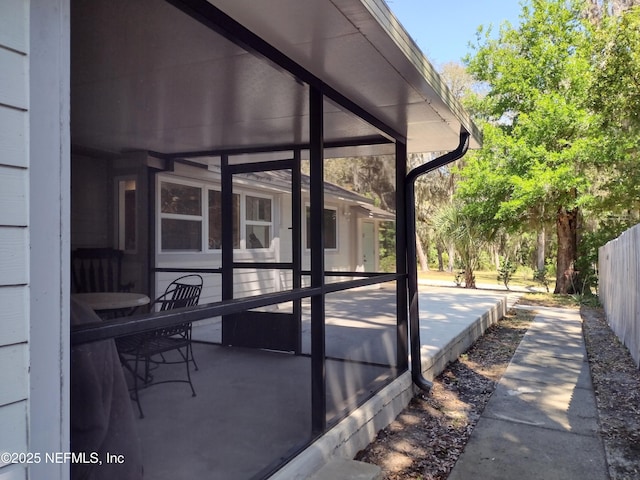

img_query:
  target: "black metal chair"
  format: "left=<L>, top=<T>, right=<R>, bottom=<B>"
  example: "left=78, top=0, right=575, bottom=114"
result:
left=116, top=275, right=203, bottom=418
left=71, top=247, right=134, bottom=293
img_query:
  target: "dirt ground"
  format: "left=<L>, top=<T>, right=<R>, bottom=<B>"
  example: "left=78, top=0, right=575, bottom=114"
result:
left=582, top=305, right=640, bottom=479
left=355, top=297, right=640, bottom=480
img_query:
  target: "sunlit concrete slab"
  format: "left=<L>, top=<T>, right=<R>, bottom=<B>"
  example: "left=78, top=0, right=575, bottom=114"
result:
left=502, top=350, right=594, bottom=390
left=513, top=339, right=587, bottom=360
left=484, top=378, right=600, bottom=435
left=447, top=417, right=609, bottom=480
left=448, top=310, right=608, bottom=480
left=417, top=286, right=510, bottom=379
left=309, top=457, right=382, bottom=480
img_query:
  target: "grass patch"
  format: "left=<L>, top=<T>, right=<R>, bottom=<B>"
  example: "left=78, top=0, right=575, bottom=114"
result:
left=519, top=292, right=580, bottom=308
left=418, top=269, right=540, bottom=288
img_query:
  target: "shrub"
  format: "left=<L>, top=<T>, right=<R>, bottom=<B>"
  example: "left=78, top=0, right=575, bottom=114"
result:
left=497, top=257, right=517, bottom=290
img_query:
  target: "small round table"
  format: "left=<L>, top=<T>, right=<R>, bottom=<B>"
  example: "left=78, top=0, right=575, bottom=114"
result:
left=72, top=292, right=150, bottom=317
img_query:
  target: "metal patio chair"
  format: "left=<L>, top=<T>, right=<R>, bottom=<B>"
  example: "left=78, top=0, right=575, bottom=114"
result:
left=116, top=275, right=203, bottom=418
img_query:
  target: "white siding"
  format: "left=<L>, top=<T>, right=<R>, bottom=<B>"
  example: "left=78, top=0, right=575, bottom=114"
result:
left=155, top=254, right=279, bottom=306
left=0, top=50, right=27, bottom=109
left=0, top=345, right=28, bottom=406
left=0, top=287, right=28, bottom=346
left=0, top=4, right=29, bottom=477
left=0, top=108, right=28, bottom=168
left=0, top=0, right=28, bottom=53
left=0, top=228, right=28, bottom=285
left=0, top=401, right=28, bottom=473
left=0, top=168, right=28, bottom=226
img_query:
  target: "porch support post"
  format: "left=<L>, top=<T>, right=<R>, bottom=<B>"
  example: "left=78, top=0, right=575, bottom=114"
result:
left=395, top=141, right=409, bottom=371
left=221, top=154, right=233, bottom=301
left=309, top=86, right=326, bottom=434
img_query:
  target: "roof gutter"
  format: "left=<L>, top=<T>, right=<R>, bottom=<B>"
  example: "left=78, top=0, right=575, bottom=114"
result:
left=405, top=129, right=471, bottom=392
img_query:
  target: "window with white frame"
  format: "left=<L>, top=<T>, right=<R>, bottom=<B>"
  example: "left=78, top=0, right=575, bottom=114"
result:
left=305, top=206, right=337, bottom=250
left=160, top=181, right=203, bottom=251
left=158, top=178, right=273, bottom=252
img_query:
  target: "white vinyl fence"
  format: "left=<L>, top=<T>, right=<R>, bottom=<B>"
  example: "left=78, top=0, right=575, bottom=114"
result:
left=598, top=223, right=640, bottom=367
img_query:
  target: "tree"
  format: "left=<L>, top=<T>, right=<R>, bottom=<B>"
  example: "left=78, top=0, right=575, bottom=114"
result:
left=411, top=154, right=459, bottom=271
left=432, top=202, right=489, bottom=288
left=460, top=0, right=600, bottom=293
left=589, top=6, right=640, bottom=213
left=584, top=0, right=640, bottom=23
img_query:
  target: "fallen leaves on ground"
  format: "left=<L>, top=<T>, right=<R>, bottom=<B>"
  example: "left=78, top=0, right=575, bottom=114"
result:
left=581, top=305, right=640, bottom=480
left=355, top=307, right=534, bottom=480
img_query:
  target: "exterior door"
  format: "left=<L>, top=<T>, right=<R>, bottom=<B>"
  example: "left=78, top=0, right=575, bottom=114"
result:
left=362, top=221, right=375, bottom=273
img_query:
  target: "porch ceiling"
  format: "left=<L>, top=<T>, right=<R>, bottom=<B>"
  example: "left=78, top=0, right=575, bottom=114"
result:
left=71, top=0, right=481, bottom=158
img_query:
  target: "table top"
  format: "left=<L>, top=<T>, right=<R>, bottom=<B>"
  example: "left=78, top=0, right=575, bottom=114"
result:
left=72, top=292, right=151, bottom=311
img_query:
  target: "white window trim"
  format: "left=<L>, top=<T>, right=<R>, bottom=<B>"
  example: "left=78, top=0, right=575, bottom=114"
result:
left=157, top=176, right=205, bottom=253
left=157, top=175, right=275, bottom=254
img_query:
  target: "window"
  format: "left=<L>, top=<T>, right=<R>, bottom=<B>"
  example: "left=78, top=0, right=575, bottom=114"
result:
left=208, top=190, right=240, bottom=249
left=160, top=181, right=202, bottom=251
left=158, top=178, right=274, bottom=252
left=245, top=195, right=272, bottom=249
left=306, top=206, right=337, bottom=249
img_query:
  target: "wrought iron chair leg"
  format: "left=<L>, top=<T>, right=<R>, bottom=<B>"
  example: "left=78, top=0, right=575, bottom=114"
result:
left=132, top=353, right=144, bottom=419
left=184, top=346, right=197, bottom=397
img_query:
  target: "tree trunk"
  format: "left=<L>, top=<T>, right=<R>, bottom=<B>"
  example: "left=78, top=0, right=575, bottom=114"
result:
left=465, top=268, right=476, bottom=289
left=537, top=227, right=546, bottom=271
left=416, top=233, right=429, bottom=272
left=554, top=207, right=579, bottom=294
left=448, top=245, right=455, bottom=272
left=436, top=243, right=444, bottom=271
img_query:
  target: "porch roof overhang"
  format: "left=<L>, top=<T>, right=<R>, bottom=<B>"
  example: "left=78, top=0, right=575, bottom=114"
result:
left=71, top=0, right=481, bottom=159
left=209, top=0, right=482, bottom=153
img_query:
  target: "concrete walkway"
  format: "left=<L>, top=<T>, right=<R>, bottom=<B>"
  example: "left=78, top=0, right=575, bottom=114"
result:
left=448, top=306, right=609, bottom=480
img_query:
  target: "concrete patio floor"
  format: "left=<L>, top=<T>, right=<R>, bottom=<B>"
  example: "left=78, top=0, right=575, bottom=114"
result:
left=127, top=285, right=514, bottom=479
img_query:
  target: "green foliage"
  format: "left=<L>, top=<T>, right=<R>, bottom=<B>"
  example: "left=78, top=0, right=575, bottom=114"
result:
left=458, top=0, right=611, bottom=293
left=590, top=6, right=640, bottom=132
left=378, top=222, right=396, bottom=259
left=588, top=6, right=640, bottom=214
left=378, top=222, right=397, bottom=273
left=379, top=254, right=396, bottom=273
left=497, top=257, right=518, bottom=290
left=575, top=217, right=636, bottom=293
left=432, top=202, right=490, bottom=288
left=533, top=259, right=554, bottom=292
